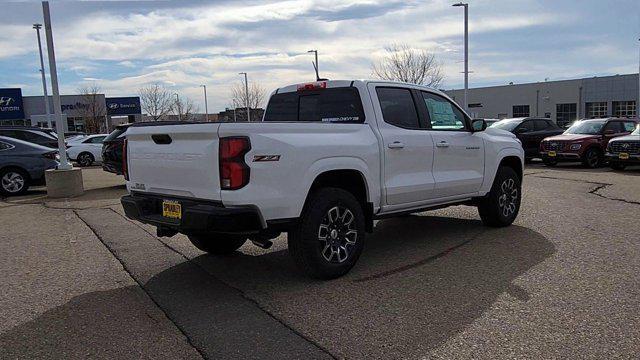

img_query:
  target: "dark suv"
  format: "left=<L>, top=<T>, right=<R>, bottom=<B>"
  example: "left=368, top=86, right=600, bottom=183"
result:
left=490, top=117, right=563, bottom=161
left=0, top=126, right=59, bottom=148
left=540, top=118, right=638, bottom=168
left=102, top=123, right=131, bottom=175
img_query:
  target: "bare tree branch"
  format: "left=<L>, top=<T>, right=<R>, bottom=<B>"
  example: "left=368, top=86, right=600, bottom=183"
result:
left=371, top=43, right=444, bottom=88
left=77, top=83, right=106, bottom=133
left=230, top=81, right=267, bottom=110
left=139, top=83, right=174, bottom=121
left=172, top=96, right=199, bottom=121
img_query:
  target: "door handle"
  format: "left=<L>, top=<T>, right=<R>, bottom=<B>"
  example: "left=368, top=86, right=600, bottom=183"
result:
left=436, top=141, right=449, bottom=148
left=387, top=141, right=405, bottom=149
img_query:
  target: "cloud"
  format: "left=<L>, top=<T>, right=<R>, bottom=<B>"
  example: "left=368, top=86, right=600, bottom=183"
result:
left=0, top=0, right=635, bottom=113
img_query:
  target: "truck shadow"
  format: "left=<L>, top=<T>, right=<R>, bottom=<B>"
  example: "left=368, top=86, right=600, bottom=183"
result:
left=188, top=214, right=556, bottom=357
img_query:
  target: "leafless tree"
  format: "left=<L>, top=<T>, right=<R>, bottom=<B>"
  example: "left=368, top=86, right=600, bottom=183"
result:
left=77, top=84, right=107, bottom=133
left=230, top=81, right=267, bottom=110
left=371, top=43, right=444, bottom=87
left=173, top=96, right=199, bottom=121
left=139, top=83, right=174, bottom=121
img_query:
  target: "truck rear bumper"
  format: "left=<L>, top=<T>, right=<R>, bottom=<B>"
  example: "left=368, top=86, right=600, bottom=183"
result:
left=121, top=193, right=264, bottom=234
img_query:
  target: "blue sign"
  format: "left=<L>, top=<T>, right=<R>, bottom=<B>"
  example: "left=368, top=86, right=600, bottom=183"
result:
left=106, top=97, right=141, bottom=116
left=0, top=88, right=25, bottom=120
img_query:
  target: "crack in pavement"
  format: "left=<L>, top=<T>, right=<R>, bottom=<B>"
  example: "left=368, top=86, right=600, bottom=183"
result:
left=105, top=207, right=338, bottom=360
left=72, top=209, right=208, bottom=360
left=529, top=174, right=640, bottom=206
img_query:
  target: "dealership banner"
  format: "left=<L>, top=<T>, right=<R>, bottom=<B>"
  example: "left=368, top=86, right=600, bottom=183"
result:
left=106, top=97, right=141, bottom=116
left=0, top=88, right=25, bottom=120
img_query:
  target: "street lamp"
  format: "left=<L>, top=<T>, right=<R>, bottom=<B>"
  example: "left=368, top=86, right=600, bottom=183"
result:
left=452, top=2, right=469, bottom=112
left=175, top=93, right=181, bottom=121
left=238, top=72, right=250, bottom=121
left=33, top=23, right=52, bottom=129
left=308, top=49, right=319, bottom=81
left=200, top=85, right=208, bottom=122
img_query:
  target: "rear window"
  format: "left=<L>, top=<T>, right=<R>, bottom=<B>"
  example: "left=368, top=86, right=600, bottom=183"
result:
left=104, top=127, right=128, bottom=141
left=263, top=88, right=364, bottom=123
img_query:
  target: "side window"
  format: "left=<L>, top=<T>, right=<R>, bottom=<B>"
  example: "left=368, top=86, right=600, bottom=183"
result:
left=603, top=121, right=622, bottom=133
left=86, top=136, right=106, bottom=144
left=376, top=87, right=420, bottom=129
left=533, top=120, right=549, bottom=131
left=516, top=121, right=532, bottom=133
left=22, top=131, right=47, bottom=142
left=622, top=122, right=636, bottom=132
left=421, top=92, right=467, bottom=130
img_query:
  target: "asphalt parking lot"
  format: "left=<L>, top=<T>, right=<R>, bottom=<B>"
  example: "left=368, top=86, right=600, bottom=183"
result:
left=1, top=164, right=639, bottom=359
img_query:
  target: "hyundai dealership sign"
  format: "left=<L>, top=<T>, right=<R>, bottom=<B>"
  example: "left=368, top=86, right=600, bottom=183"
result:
left=0, top=88, right=25, bottom=120
left=106, top=97, right=141, bottom=116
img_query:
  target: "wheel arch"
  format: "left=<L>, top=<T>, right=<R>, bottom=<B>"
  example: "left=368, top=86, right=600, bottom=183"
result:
left=303, top=168, right=374, bottom=232
left=0, top=165, right=31, bottom=180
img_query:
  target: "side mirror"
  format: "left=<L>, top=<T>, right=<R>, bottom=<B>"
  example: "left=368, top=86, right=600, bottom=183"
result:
left=471, top=119, right=486, bottom=132
left=516, top=127, right=529, bottom=134
left=604, top=129, right=615, bottom=135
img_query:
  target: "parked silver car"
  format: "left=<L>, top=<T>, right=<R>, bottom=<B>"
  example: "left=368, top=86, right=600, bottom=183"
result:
left=0, top=136, right=59, bottom=196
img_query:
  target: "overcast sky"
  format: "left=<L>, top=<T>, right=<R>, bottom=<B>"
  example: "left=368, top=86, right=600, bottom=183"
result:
left=0, top=0, right=638, bottom=112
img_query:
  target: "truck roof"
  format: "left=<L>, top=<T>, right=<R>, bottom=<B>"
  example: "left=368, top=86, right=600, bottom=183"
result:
left=274, top=79, right=444, bottom=95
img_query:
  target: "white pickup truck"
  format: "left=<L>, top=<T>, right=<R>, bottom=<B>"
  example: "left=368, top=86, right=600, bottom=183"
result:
left=121, top=80, right=524, bottom=279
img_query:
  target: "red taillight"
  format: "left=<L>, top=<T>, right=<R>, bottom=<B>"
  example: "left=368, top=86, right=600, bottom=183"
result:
left=219, top=137, right=250, bottom=190
left=297, top=81, right=327, bottom=92
left=122, top=138, right=129, bottom=180
left=42, top=151, right=58, bottom=160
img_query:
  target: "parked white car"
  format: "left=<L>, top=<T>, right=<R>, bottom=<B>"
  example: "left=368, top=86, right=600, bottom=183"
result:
left=122, top=80, right=524, bottom=279
left=66, top=134, right=108, bottom=167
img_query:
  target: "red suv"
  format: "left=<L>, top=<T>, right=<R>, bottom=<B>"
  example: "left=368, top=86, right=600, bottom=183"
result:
left=540, top=118, right=638, bottom=168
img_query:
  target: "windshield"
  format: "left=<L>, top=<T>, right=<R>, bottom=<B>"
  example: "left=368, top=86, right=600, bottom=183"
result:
left=490, top=119, right=522, bottom=131
left=565, top=120, right=606, bottom=135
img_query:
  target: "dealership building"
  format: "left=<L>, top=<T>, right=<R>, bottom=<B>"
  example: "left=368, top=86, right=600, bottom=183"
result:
left=445, top=73, right=639, bottom=126
left=0, top=88, right=142, bottom=133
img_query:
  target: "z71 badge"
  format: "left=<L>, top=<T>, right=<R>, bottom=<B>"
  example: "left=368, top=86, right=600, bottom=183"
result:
left=253, top=155, right=281, bottom=162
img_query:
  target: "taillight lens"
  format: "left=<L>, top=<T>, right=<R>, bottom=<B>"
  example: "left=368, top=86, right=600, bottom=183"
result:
left=219, top=137, right=250, bottom=190
left=42, top=151, right=58, bottom=160
left=122, top=138, right=129, bottom=180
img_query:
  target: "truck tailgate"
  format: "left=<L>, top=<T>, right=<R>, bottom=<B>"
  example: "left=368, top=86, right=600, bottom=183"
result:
left=126, top=123, right=222, bottom=201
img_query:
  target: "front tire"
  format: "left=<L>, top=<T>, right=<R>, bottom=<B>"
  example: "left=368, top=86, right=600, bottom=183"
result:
left=582, top=148, right=602, bottom=168
left=610, top=162, right=626, bottom=171
left=0, top=168, right=29, bottom=196
left=478, top=166, right=521, bottom=227
left=288, top=188, right=365, bottom=279
left=187, top=233, right=247, bottom=255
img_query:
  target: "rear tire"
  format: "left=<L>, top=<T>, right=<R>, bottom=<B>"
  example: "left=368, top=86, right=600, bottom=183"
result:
left=610, top=162, right=626, bottom=171
left=478, top=166, right=521, bottom=227
left=288, top=188, right=365, bottom=279
left=582, top=148, right=602, bottom=168
left=187, top=233, right=247, bottom=255
left=0, top=168, right=30, bottom=196
left=77, top=152, right=95, bottom=167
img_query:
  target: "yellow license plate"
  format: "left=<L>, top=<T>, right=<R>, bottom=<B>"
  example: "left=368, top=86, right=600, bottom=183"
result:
left=548, top=151, right=556, bottom=157
left=162, top=201, right=182, bottom=219
left=619, top=152, right=629, bottom=160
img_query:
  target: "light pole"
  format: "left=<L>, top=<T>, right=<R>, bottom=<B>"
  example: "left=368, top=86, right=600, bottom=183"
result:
left=637, top=38, right=639, bottom=118
left=453, top=2, right=469, bottom=112
left=308, top=49, right=319, bottom=81
left=42, top=1, right=71, bottom=170
left=239, top=72, right=250, bottom=121
left=175, top=93, right=181, bottom=121
left=200, top=85, right=208, bottom=122
left=33, top=23, right=52, bottom=129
